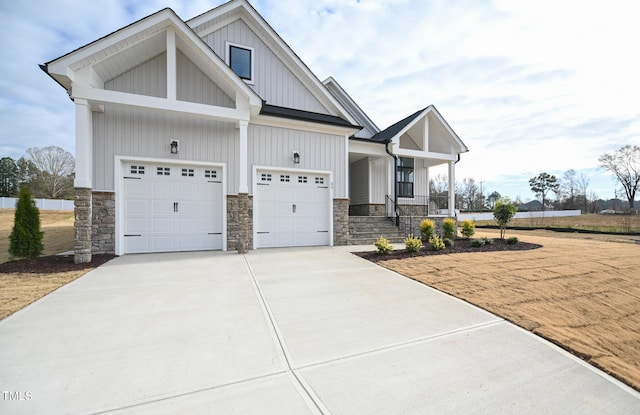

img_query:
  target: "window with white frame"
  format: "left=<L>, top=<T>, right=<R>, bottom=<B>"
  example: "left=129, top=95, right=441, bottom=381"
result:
left=227, top=43, right=253, bottom=82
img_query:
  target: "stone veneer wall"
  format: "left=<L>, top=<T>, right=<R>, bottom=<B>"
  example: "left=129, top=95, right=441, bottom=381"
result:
left=333, top=198, right=349, bottom=246
left=92, top=192, right=116, bottom=254
left=74, top=188, right=92, bottom=264
left=349, top=204, right=386, bottom=216
left=227, top=194, right=253, bottom=252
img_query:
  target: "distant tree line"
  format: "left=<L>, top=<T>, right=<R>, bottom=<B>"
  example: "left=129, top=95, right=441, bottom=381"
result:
left=427, top=145, right=639, bottom=214
left=0, top=146, right=75, bottom=199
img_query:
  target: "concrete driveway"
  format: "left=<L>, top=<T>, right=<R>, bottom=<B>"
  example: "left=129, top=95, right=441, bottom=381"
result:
left=1, top=247, right=638, bottom=414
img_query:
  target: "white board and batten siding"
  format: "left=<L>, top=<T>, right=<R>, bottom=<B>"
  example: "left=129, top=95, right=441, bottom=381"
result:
left=202, top=19, right=330, bottom=114
left=248, top=124, right=348, bottom=198
left=117, top=159, right=226, bottom=255
left=92, top=108, right=238, bottom=192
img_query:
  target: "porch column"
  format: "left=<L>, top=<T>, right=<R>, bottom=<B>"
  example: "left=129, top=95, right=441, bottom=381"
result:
left=74, top=98, right=93, bottom=263
left=74, top=99, right=92, bottom=189
left=238, top=120, right=248, bottom=194
left=448, top=160, right=456, bottom=217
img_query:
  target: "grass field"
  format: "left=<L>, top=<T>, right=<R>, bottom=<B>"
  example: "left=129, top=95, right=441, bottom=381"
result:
left=475, top=213, right=640, bottom=233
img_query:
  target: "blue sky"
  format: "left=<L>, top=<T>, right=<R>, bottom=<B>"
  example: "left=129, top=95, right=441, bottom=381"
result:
left=1, top=0, right=638, bottom=202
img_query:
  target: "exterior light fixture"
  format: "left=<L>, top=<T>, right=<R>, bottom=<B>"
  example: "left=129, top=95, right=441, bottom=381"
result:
left=170, top=140, right=179, bottom=154
left=293, top=151, right=300, bottom=164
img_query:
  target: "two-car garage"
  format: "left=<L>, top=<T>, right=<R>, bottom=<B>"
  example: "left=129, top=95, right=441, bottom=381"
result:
left=118, top=161, right=332, bottom=254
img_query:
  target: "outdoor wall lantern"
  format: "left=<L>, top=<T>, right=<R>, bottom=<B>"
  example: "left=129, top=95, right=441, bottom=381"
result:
left=170, top=140, right=179, bottom=154
left=293, top=151, right=300, bottom=164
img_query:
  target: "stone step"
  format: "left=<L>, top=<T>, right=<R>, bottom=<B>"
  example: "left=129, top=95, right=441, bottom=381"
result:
left=347, top=215, right=406, bottom=245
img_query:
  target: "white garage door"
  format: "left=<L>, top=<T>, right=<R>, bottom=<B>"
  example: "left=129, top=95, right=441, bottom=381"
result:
left=122, top=162, right=224, bottom=254
left=255, top=170, right=331, bottom=248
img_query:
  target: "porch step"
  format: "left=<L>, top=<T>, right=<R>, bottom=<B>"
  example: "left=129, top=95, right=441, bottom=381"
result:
left=348, top=216, right=406, bottom=246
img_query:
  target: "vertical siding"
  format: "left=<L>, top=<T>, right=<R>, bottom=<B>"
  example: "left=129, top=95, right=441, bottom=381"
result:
left=369, top=157, right=388, bottom=204
left=414, top=159, right=428, bottom=197
left=349, top=158, right=369, bottom=205
left=92, top=107, right=238, bottom=191
left=202, top=19, right=331, bottom=114
left=176, top=50, right=235, bottom=107
left=247, top=124, right=347, bottom=197
left=104, top=53, right=167, bottom=97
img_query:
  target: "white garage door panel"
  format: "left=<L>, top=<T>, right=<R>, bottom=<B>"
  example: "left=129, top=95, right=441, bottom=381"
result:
left=122, top=163, right=224, bottom=254
left=255, top=170, right=331, bottom=248
left=126, top=217, right=150, bottom=234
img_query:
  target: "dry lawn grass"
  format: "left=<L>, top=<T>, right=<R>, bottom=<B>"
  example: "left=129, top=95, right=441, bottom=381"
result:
left=477, top=213, right=640, bottom=233
left=380, top=228, right=640, bottom=391
left=0, top=208, right=77, bottom=319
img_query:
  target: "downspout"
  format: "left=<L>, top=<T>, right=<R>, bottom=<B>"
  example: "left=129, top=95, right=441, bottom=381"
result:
left=385, top=141, right=399, bottom=226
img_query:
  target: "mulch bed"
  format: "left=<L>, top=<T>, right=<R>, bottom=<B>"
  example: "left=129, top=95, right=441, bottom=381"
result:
left=0, top=254, right=116, bottom=274
left=356, top=238, right=542, bottom=263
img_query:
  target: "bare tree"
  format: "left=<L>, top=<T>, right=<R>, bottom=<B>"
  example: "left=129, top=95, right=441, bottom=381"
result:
left=560, top=169, right=578, bottom=209
left=26, top=146, right=75, bottom=199
left=577, top=173, right=590, bottom=212
left=461, top=178, right=480, bottom=211
left=598, top=145, right=640, bottom=211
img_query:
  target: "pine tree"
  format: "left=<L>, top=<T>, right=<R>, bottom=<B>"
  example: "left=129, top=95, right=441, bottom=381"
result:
left=9, top=186, right=43, bottom=259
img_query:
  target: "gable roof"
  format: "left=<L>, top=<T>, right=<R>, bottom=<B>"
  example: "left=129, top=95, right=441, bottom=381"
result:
left=369, top=109, right=425, bottom=144
left=323, top=77, right=379, bottom=138
left=357, top=105, right=469, bottom=154
left=187, top=0, right=358, bottom=125
left=41, top=7, right=262, bottom=108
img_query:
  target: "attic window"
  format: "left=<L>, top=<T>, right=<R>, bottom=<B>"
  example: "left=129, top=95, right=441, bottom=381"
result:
left=228, top=43, right=253, bottom=82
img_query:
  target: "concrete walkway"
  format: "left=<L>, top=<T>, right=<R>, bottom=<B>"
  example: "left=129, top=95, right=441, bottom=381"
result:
left=1, top=247, right=638, bottom=414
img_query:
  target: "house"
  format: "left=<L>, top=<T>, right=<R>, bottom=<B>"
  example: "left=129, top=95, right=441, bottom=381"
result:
left=41, top=0, right=468, bottom=263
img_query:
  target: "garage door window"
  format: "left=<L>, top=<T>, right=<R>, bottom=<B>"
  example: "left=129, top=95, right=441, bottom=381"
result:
left=157, top=167, right=171, bottom=176
left=130, top=165, right=145, bottom=175
left=181, top=168, right=195, bottom=177
left=205, top=170, right=217, bottom=178
left=298, top=176, right=308, bottom=183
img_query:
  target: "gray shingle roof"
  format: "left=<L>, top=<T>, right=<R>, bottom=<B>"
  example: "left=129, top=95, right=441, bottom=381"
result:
left=260, top=104, right=361, bottom=129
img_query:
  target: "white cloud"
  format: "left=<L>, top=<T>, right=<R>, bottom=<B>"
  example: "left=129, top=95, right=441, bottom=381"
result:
left=1, top=0, right=638, bottom=200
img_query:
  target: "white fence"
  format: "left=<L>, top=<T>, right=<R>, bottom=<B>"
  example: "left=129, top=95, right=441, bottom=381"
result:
left=458, top=210, right=582, bottom=222
left=0, top=197, right=74, bottom=211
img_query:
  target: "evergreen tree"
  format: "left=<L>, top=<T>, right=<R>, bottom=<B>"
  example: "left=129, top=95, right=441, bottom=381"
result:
left=9, top=186, right=43, bottom=259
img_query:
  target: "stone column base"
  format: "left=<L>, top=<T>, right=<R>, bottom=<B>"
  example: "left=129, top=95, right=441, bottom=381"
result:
left=74, top=188, right=92, bottom=264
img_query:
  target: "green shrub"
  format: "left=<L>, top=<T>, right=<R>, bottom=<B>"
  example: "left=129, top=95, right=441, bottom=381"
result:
left=494, top=198, right=518, bottom=239
left=429, top=235, right=445, bottom=251
left=404, top=234, right=422, bottom=252
left=9, top=186, right=44, bottom=259
left=460, top=219, right=475, bottom=238
left=480, top=236, right=492, bottom=245
left=443, top=238, right=454, bottom=247
left=506, top=236, right=519, bottom=245
left=470, top=238, right=485, bottom=247
left=442, top=217, right=456, bottom=240
left=419, top=219, right=435, bottom=240
left=374, top=236, right=394, bottom=255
